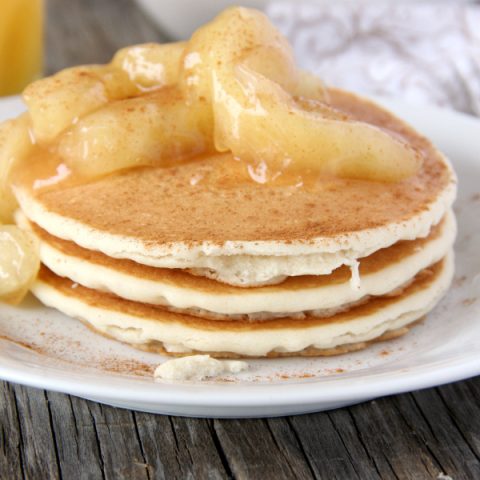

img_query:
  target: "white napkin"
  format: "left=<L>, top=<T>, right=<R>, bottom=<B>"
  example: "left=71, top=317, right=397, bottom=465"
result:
left=266, top=1, right=480, bottom=114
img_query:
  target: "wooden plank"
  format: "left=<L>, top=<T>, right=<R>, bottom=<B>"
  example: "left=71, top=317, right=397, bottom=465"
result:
left=4, top=380, right=480, bottom=480
left=326, top=408, right=384, bottom=479
left=45, top=0, right=168, bottom=74
left=85, top=400, right=150, bottom=480
left=408, top=386, right=480, bottom=479
left=46, top=391, right=105, bottom=479
left=288, top=410, right=373, bottom=479
left=133, top=412, right=228, bottom=479
left=264, top=417, right=316, bottom=479
left=8, top=384, right=61, bottom=479
left=0, top=382, right=24, bottom=480
left=211, top=418, right=314, bottom=480
left=346, top=396, right=441, bottom=479
left=441, top=379, right=480, bottom=457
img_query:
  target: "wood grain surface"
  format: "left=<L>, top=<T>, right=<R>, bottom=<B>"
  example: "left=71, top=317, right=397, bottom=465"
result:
left=0, top=1, right=479, bottom=478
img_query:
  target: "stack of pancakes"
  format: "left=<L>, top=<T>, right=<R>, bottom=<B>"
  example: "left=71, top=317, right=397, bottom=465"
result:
left=14, top=90, right=457, bottom=358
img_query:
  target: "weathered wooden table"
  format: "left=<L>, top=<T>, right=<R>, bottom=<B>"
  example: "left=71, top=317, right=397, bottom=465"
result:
left=1, top=1, right=479, bottom=478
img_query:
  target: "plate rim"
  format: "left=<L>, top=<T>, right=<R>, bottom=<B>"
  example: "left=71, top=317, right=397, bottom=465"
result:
left=0, top=344, right=478, bottom=406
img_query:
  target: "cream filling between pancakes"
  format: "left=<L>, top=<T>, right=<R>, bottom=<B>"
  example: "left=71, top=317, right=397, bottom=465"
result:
left=31, top=253, right=453, bottom=356
left=24, top=210, right=456, bottom=318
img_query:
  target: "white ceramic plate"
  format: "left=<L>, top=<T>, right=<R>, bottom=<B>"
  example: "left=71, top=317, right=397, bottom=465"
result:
left=0, top=96, right=479, bottom=417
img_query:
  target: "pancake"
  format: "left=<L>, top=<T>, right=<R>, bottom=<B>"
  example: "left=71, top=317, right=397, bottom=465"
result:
left=22, top=210, right=456, bottom=320
left=13, top=89, right=457, bottom=287
left=2, top=8, right=458, bottom=363
left=31, top=254, right=453, bottom=357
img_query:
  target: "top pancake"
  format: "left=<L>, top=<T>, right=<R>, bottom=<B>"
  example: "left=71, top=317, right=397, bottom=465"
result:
left=14, top=89, right=456, bottom=261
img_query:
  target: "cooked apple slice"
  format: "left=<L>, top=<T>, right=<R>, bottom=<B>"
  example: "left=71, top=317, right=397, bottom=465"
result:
left=23, top=65, right=141, bottom=144
left=214, top=67, right=421, bottom=182
left=180, top=7, right=297, bottom=102
left=0, top=225, right=39, bottom=305
left=0, top=114, right=34, bottom=222
left=291, top=70, right=329, bottom=102
left=57, top=88, right=214, bottom=177
left=23, top=66, right=110, bottom=143
left=99, top=67, right=142, bottom=100
left=112, top=42, right=185, bottom=90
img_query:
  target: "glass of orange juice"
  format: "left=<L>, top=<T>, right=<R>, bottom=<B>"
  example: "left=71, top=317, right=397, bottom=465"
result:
left=0, top=0, right=43, bottom=96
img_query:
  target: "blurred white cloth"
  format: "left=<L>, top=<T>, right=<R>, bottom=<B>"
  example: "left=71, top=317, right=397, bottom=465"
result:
left=266, top=1, right=480, bottom=114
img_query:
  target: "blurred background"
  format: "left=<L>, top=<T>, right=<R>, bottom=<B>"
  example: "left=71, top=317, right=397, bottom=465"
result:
left=1, top=0, right=479, bottom=114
